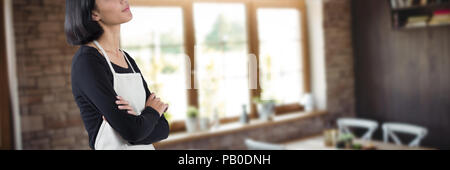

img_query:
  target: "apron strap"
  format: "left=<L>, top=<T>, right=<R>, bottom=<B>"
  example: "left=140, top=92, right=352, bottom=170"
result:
left=93, top=40, right=117, bottom=75
left=120, top=49, right=136, bottom=73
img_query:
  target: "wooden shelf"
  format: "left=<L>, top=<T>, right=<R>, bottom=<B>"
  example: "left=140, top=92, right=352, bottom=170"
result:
left=399, top=23, right=450, bottom=30
left=392, top=2, right=450, bottom=11
left=389, top=0, right=450, bottom=30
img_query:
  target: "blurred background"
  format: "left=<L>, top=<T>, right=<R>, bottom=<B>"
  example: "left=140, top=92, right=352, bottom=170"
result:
left=0, top=0, right=449, bottom=150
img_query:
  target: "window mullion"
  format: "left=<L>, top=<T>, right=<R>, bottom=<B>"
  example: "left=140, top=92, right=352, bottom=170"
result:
left=247, top=1, right=261, bottom=119
left=183, top=1, right=198, bottom=109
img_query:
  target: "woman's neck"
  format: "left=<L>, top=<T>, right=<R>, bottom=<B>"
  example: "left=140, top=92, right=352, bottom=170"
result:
left=96, top=24, right=121, bottom=52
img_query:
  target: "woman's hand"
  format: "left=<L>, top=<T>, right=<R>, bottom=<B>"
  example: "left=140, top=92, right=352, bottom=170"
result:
left=102, top=96, right=137, bottom=121
left=146, top=93, right=168, bottom=116
left=116, top=96, right=137, bottom=115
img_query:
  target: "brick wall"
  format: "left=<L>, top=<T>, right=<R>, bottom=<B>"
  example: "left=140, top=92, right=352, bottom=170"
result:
left=13, top=0, right=88, bottom=149
left=323, top=0, right=356, bottom=123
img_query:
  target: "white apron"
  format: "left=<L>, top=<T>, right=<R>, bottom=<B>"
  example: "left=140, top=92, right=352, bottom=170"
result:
left=93, top=40, right=155, bottom=150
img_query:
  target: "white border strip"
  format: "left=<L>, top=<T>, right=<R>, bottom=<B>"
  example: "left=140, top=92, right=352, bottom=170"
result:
left=4, top=0, right=22, bottom=150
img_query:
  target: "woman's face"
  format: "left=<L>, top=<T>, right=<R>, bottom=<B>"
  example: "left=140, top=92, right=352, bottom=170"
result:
left=92, top=0, right=132, bottom=26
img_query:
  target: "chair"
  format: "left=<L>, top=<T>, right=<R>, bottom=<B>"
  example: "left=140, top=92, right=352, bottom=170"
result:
left=337, top=118, right=379, bottom=140
left=244, top=138, right=285, bottom=150
left=382, top=122, right=428, bottom=147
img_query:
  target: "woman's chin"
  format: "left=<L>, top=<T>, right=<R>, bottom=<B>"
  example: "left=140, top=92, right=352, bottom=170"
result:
left=125, top=13, right=133, bottom=22
left=120, top=15, right=133, bottom=24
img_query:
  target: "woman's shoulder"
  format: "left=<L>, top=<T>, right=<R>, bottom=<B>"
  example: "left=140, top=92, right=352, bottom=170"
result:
left=72, top=46, right=106, bottom=67
left=71, top=45, right=110, bottom=76
left=73, top=45, right=101, bottom=60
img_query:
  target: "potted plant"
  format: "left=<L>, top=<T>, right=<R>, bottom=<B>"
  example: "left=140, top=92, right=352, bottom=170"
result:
left=336, top=133, right=354, bottom=149
left=252, top=97, right=276, bottom=121
left=185, top=106, right=199, bottom=133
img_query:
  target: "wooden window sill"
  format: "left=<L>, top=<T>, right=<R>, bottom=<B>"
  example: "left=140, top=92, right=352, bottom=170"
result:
left=153, top=110, right=327, bottom=148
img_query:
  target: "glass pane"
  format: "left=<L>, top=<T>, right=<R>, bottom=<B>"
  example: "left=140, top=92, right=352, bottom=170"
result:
left=194, top=3, right=249, bottom=119
left=257, top=8, right=304, bottom=105
left=121, top=7, right=187, bottom=121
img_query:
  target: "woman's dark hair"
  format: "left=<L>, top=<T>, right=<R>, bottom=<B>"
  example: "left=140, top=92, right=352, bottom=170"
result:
left=65, top=0, right=103, bottom=45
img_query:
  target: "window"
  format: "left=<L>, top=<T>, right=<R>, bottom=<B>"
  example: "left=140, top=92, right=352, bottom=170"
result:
left=193, top=3, right=250, bottom=119
left=125, top=0, right=311, bottom=132
left=257, top=8, right=304, bottom=105
left=121, top=7, right=187, bottom=121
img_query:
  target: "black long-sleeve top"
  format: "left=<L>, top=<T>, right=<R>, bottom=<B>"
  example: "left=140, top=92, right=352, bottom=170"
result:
left=71, top=45, right=169, bottom=150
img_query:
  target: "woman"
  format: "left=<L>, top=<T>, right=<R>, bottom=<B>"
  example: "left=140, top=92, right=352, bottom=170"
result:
left=65, top=0, right=170, bottom=150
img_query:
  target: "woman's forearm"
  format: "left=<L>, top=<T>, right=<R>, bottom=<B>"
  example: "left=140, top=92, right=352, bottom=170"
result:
left=129, top=116, right=170, bottom=145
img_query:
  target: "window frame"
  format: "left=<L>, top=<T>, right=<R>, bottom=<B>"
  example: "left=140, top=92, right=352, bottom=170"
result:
left=129, top=0, right=311, bottom=133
